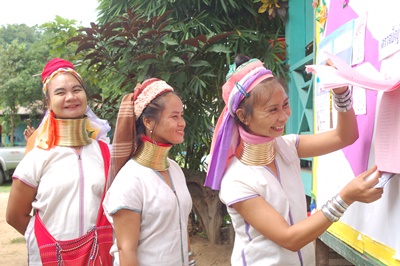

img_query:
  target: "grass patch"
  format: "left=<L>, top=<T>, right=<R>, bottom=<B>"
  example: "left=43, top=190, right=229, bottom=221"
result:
left=196, top=231, right=208, bottom=239
left=10, top=237, right=25, bottom=244
left=0, top=182, right=12, bottom=193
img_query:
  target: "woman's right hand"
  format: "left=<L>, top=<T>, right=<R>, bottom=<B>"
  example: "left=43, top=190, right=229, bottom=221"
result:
left=338, top=165, right=384, bottom=206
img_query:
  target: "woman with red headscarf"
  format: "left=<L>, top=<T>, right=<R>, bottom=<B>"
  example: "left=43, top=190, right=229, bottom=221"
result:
left=6, top=58, right=112, bottom=265
left=103, top=78, right=194, bottom=266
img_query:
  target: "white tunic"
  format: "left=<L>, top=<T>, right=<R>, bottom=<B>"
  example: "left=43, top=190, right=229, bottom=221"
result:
left=13, top=141, right=107, bottom=265
left=103, top=159, right=192, bottom=266
left=220, top=134, right=315, bottom=266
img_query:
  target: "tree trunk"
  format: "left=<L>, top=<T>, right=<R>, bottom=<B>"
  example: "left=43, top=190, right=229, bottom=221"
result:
left=10, top=113, right=15, bottom=146
left=184, top=169, right=223, bottom=245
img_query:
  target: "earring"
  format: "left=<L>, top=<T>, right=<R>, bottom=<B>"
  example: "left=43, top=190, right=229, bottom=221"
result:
left=150, top=129, right=153, bottom=134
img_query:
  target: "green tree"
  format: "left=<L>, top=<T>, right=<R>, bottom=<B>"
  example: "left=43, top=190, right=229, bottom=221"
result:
left=40, top=16, right=81, bottom=59
left=0, top=24, right=41, bottom=46
left=0, top=40, right=43, bottom=145
left=96, top=0, right=288, bottom=77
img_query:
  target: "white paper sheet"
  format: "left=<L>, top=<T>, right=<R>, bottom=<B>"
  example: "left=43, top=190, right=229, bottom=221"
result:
left=306, top=51, right=400, bottom=92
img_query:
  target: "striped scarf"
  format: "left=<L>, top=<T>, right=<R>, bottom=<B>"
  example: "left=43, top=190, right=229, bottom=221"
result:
left=108, top=79, right=174, bottom=187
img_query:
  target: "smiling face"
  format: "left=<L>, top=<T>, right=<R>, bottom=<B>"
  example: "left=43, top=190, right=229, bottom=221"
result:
left=236, top=78, right=291, bottom=138
left=145, top=93, right=186, bottom=145
left=46, top=73, right=87, bottom=119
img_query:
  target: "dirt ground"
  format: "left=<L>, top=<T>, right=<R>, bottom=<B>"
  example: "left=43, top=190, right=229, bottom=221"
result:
left=0, top=191, right=231, bottom=266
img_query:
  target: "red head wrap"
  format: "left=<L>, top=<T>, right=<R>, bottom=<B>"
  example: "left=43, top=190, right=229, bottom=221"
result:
left=41, top=58, right=75, bottom=83
left=41, top=58, right=83, bottom=94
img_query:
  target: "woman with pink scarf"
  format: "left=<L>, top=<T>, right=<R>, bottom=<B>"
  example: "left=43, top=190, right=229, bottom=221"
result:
left=204, top=55, right=384, bottom=266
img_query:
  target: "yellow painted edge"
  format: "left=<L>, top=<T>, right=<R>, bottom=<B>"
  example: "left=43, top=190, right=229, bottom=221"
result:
left=312, top=7, right=320, bottom=200
left=328, top=222, right=400, bottom=265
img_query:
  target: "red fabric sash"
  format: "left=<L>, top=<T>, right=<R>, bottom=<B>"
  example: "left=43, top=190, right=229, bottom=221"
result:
left=34, top=141, right=113, bottom=265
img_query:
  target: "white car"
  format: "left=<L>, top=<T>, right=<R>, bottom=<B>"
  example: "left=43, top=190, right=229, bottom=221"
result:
left=0, top=146, right=25, bottom=184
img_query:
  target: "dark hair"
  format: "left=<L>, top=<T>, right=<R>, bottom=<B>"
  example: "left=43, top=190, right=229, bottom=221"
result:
left=235, top=54, right=251, bottom=68
left=135, top=91, right=177, bottom=143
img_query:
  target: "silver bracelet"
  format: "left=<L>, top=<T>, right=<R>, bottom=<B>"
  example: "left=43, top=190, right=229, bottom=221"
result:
left=334, top=194, right=349, bottom=209
left=331, top=196, right=347, bottom=213
left=321, top=204, right=339, bottom=222
left=189, top=259, right=196, bottom=266
left=188, top=251, right=193, bottom=257
left=332, top=87, right=353, bottom=112
left=326, top=200, right=343, bottom=217
left=333, top=98, right=353, bottom=112
left=332, top=87, right=351, bottom=100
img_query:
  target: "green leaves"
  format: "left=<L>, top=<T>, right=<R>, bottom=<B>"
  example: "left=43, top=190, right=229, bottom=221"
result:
left=206, top=44, right=231, bottom=53
left=0, top=37, right=44, bottom=145
left=189, top=60, right=211, bottom=68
